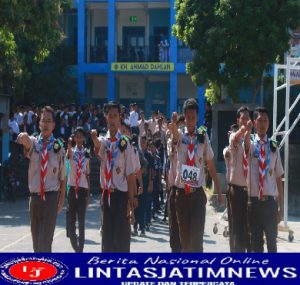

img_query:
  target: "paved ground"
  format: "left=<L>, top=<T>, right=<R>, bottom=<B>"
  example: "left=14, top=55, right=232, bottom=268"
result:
left=0, top=195, right=299, bottom=253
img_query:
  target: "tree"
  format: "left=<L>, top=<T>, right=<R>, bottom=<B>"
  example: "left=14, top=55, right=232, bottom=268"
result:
left=173, top=0, right=300, bottom=102
left=26, top=44, right=78, bottom=105
left=0, top=0, right=71, bottom=102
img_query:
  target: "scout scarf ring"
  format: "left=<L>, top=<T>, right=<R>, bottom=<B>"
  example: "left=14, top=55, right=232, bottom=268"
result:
left=37, top=134, right=55, bottom=201
left=182, top=126, right=206, bottom=145
left=182, top=128, right=199, bottom=195
left=73, top=146, right=87, bottom=199
left=254, top=137, right=270, bottom=200
left=104, top=131, right=127, bottom=206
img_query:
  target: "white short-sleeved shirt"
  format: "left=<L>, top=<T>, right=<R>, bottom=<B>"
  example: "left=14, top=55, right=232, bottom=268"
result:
left=68, top=148, right=90, bottom=189
left=174, top=130, right=214, bottom=188
left=246, top=134, right=284, bottom=197
left=98, top=133, right=136, bottom=192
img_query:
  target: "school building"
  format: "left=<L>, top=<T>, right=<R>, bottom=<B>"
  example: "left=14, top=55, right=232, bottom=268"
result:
left=62, top=0, right=206, bottom=120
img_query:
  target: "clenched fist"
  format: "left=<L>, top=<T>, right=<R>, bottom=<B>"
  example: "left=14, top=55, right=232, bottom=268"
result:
left=17, top=132, right=31, bottom=150
left=90, top=129, right=98, bottom=140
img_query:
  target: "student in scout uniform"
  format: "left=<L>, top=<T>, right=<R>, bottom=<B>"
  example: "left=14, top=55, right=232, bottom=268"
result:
left=131, top=134, right=145, bottom=236
left=66, top=127, right=90, bottom=253
left=17, top=106, right=66, bottom=253
left=244, top=107, right=283, bottom=253
left=224, top=106, right=252, bottom=252
left=149, top=139, right=162, bottom=219
left=170, top=98, right=222, bottom=252
left=167, top=113, right=185, bottom=252
left=134, top=136, right=154, bottom=235
left=91, top=101, right=136, bottom=252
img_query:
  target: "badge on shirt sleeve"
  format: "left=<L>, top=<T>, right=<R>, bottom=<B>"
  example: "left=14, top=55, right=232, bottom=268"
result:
left=269, top=169, right=273, bottom=177
left=116, top=167, right=121, bottom=175
left=53, top=167, right=57, bottom=174
left=198, top=157, right=203, bottom=165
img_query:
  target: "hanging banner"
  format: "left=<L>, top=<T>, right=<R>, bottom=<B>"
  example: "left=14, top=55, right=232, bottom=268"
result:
left=111, top=62, right=174, bottom=72
left=287, top=27, right=300, bottom=85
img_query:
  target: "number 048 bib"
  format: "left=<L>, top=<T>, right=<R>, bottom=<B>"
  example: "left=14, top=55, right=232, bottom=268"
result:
left=181, top=164, right=201, bottom=187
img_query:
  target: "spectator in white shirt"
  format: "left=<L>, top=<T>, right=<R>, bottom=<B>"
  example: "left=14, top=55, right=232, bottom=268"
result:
left=129, top=103, right=139, bottom=135
left=138, top=110, right=148, bottom=136
left=148, top=111, right=158, bottom=134
left=8, top=113, right=20, bottom=142
left=14, top=106, right=24, bottom=126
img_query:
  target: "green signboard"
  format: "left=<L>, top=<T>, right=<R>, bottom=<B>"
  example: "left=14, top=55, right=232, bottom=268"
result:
left=130, top=16, right=137, bottom=23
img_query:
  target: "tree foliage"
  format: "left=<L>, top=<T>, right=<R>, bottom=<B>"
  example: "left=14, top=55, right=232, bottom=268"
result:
left=173, top=0, right=300, bottom=102
left=0, top=0, right=74, bottom=103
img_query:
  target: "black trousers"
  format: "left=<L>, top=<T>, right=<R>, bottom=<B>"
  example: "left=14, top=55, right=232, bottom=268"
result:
left=226, top=184, right=250, bottom=252
left=248, top=198, right=278, bottom=252
left=102, top=190, right=130, bottom=252
left=131, top=126, right=139, bottom=136
left=175, top=187, right=207, bottom=252
left=29, top=192, right=59, bottom=252
left=68, top=187, right=87, bottom=253
left=168, top=187, right=181, bottom=252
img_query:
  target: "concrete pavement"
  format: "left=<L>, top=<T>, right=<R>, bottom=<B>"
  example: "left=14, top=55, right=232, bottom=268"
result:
left=0, top=195, right=299, bottom=253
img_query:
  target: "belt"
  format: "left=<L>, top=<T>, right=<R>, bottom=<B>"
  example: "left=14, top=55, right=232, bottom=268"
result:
left=250, top=196, right=277, bottom=202
left=228, top=184, right=247, bottom=191
left=30, top=191, right=58, bottom=197
left=176, top=186, right=203, bottom=194
left=103, top=188, right=120, bottom=193
left=69, top=186, right=87, bottom=191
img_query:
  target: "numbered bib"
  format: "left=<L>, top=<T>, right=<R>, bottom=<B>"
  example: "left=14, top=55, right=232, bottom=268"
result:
left=181, top=164, right=201, bottom=187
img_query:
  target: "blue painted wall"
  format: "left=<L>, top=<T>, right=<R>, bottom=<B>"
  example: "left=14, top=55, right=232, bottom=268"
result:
left=145, top=81, right=170, bottom=118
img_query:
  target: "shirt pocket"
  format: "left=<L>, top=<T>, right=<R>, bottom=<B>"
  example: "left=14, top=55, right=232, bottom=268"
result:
left=49, top=154, right=60, bottom=179
left=195, top=144, right=204, bottom=166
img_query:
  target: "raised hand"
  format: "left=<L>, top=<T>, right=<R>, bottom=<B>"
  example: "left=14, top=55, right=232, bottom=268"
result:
left=246, top=120, right=253, bottom=132
left=17, top=132, right=31, bottom=150
left=90, top=129, right=98, bottom=140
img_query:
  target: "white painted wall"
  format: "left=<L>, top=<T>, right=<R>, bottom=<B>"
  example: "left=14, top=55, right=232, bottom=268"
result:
left=119, top=75, right=145, bottom=99
left=88, top=75, right=108, bottom=99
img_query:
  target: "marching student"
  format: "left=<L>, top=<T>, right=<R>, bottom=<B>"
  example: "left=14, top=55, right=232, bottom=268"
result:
left=244, top=107, right=283, bottom=253
left=17, top=106, right=66, bottom=252
left=225, top=106, right=252, bottom=252
left=66, top=127, right=90, bottom=253
left=167, top=113, right=185, bottom=252
left=170, top=98, right=222, bottom=252
left=91, top=101, right=136, bottom=252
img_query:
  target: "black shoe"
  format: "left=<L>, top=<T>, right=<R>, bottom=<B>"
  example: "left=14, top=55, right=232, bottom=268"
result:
left=132, top=229, right=138, bottom=236
left=140, top=230, right=146, bottom=237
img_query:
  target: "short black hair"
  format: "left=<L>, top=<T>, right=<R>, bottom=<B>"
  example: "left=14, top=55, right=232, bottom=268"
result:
left=104, top=101, right=121, bottom=114
left=74, top=126, right=86, bottom=137
left=183, top=98, right=198, bottom=114
left=153, top=138, right=162, bottom=149
left=254, top=107, right=269, bottom=120
left=121, top=120, right=131, bottom=132
left=41, top=106, right=55, bottom=122
left=177, top=114, right=185, bottom=124
left=140, top=136, right=147, bottom=143
left=230, top=124, right=239, bottom=132
left=237, top=106, right=250, bottom=119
